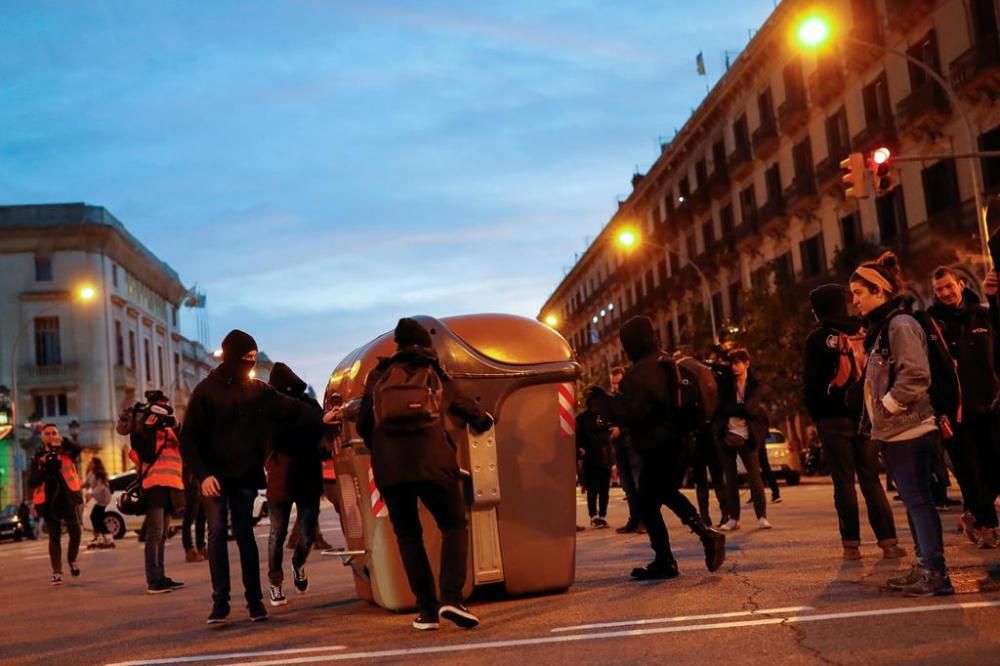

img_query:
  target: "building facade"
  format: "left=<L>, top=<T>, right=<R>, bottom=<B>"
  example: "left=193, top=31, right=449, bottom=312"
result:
left=540, top=0, right=1000, bottom=387
left=0, top=203, right=212, bottom=500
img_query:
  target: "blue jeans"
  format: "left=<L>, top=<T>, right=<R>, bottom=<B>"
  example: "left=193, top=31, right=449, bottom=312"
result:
left=204, top=487, right=261, bottom=605
left=268, top=497, right=319, bottom=586
left=881, top=432, right=947, bottom=575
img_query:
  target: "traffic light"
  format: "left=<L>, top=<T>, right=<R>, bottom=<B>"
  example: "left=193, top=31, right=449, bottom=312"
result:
left=840, top=152, right=866, bottom=199
left=870, top=146, right=897, bottom=196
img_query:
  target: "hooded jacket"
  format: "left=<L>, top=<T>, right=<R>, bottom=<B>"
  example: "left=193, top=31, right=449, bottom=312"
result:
left=927, top=288, right=1000, bottom=415
left=357, top=346, right=492, bottom=488
left=575, top=408, right=615, bottom=469
left=586, top=316, right=677, bottom=453
left=803, top=284, right=863, bottom=421
left=265, top=362, right=325, bottom=504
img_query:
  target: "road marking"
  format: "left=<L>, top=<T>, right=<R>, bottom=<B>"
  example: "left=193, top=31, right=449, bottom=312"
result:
left=216, top=600, right=1000, bottom=665
left=24, top=554, right=50, bottom=560
left=105, top=645, right=348, bottom=666
left=550, top=605, right=816, bottom=632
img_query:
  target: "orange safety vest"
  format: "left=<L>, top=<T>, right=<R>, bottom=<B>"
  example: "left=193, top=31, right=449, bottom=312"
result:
left=31, top=452, right=82, bottom=505
left=129, top=428, right=185, bottom=491
left=322, top=458, right=336, bottom=482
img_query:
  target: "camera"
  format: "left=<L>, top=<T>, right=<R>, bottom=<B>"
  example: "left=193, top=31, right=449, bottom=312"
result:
left=117, top=391, right=176, bottom=437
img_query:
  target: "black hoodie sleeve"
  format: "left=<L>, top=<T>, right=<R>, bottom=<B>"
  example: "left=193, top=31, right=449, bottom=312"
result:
left=180, top=383, right=213, bottom=482
left=263, top=385, right=324, bottom=441
left=443, top=378, right=493, bottom=433
left=587, top=363, right=661, bottom=428
left=803, top=328, right=837, bottom=421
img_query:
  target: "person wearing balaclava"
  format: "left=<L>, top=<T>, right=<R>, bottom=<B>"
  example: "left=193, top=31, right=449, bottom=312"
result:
left=804, top=284, right=902, bottom=562
left=181, top=329, right=324, bottom=624
left=586, top=315, right=726, bottom=581
left=356, top=317, right=493, bottom=632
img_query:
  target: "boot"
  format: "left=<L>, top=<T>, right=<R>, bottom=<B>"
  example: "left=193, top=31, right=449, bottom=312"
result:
left=685, top=515, right=726, bottom=572
left=630, top=558, right=679, bottom=580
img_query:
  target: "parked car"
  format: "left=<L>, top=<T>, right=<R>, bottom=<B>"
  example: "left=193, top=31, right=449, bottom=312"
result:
left=736, top=428, right=801, bottom=486
left=0, top=504, right=28, bottom=542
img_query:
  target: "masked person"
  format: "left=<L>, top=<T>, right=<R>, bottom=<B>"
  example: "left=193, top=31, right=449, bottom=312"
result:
left=927, top=267, right=1000, bottom=549
left=357, top=318, right=493, bottom=631
left=28, top=424, right=83, bottom=585
left=181, top=329, right=325, bottom=624
left=608, top=367, right=644, bottom=534
left=265, top=362, right=325, bottom=607
left=804, top=284, right=903, bottom=561
left=587, top=316, right=726, bottom=580
left=575, top=403, right=614, bottom=528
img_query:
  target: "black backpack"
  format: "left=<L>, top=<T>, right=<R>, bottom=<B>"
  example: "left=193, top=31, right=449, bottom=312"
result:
left=373, top=363, right=444, bottom=433
left=658, top=356, right=715, bottom=433
left=882, top=310, right=962, bottom=425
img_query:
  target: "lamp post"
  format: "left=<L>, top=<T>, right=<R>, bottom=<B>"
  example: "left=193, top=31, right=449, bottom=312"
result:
left=796, top=15, right=991, bottom=265
left=616, top=228, right=720, bottom=346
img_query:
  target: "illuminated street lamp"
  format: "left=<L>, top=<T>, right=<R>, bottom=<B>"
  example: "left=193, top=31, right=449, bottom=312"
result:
left=544, top=314, right=559, bottom=328
left=615, top=227, right=719, bottom=346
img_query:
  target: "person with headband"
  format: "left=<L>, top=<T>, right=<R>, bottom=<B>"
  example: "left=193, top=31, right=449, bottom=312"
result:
left=849, top=252, right=953, bottom=597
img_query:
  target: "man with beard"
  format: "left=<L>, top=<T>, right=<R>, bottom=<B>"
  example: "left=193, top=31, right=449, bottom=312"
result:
left=181, top=329, right=324, bottom=624
left=586, top=316, right=726, bottom=580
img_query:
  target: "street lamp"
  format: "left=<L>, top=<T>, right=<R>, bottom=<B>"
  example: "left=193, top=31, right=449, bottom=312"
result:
left=615, top=227, right=720, bottom=346
left=543, top=314, right=559, bottom=328
left=794, top=14, right=991, bottom=264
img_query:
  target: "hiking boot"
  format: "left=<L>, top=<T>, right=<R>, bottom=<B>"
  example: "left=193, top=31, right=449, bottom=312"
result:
left=161, top=577, right=184, bottom=589
left=440, top=603, right=480, bottom=629
left=248, top=601, right=269, bottom=622
left=616, top=520, right=641, bottom=534
left=207, top=602, right=230, bottom=624
left=977, top=527, right=999, bottom=549
left=700, top=528, right=727, bottom=572
left=292, top=563, right=308, bottom=593
left=185, top=548, right=199, bottom=562
left=269, top=584, right=287, bottom=607
left=959, top=512, right=978, bottom=544
left=719, top=519, right=740, bottom=532
left=630, top=559, right=680, bottom=580
left=843, top=546, right=862, bottom=561
left=901, top=569, right=955, bottom=598
left=412, top=612, right=440, bottom=630
left=887, top=564, right=923, bottom=591
left=50, top=573, right=63, bottom=586
left=146, top=580, right=173, bottom=595
left=880, top=544, right=906, bottom=560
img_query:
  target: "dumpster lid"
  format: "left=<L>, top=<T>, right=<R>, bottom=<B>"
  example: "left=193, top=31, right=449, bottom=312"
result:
left=440, top=313, right=572, bottom=365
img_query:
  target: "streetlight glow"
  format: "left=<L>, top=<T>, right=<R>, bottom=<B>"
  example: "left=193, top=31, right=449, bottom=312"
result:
left=77, top=285, right=97, bottom=301
left=544, top=314, right=559, bottom=327
left=616, top=229, right=638, bottom=249
left=213, top=349, right=223, bottom=358
left=796, top=15, right=831, bottom=48
left=248, top=369, right=257, bottom=379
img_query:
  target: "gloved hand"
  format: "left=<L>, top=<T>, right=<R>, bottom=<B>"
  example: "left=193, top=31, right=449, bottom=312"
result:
left=471, top=412, right=494, bottom=434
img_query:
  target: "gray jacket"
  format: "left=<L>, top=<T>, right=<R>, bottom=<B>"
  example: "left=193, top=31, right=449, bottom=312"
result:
left=862, top=313, right=936, bottom=442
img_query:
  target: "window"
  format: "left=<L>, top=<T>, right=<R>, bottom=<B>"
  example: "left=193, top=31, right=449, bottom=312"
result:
left=172, top=306, right=179, bottom=328
left=765, top=164, right=782, bottom=203
left=686, top=231, right=697, bottom=261
left=773, top=252, right=794, bottom=285
left=971, top=0, right=998, bottom=42
left=800, top=234, right=827, bottom=278
left=758, top=88, right=775, bottom=126
left=751, top=266, right=770, bottom=294
left=712, top=140, right=727, bottom=172
left=34, top=255, right=53, bottom=282
left=825, top=108, right=850, bottom=159
left=922, top=160, right=960, bottom=218
left=841, top=213, right=863, bottom=249
left=782, top=58, right=805, bottom=101
left=114, top=321, right=124, bottom=366
left=695, top=160, right=708, bottom=190
left=34, top=317, right=61, bottom=366
left=877, top=188, right=906, bottom=243
left=729, top=281, right=742, bottom=320
left=157, top=345, right=164, bottom=388
left=112, top=264, right=119, bottom=288
left=702, top=220, right=715, bottom=247
left=144, top=338, right=152, bottom=385
left=711, top=293, right=724, bottom=328
left=907, top=30, right=941, bottom=89
left=792, top=138, right=815, bottom=181
left=33, top=393, right=68, bottom=418
left=174, top=353, right=180, bottom=388
left=862, top=73, right=891, bottom=127
left=679, top=177, right=691, bottom=199
left=720, top=205, right=735, bottom=237
left=128, top=330, right=137, bottom=368
left=739, top=186, right=758, bottom=226
left=733, top=115, right=750, bottom=150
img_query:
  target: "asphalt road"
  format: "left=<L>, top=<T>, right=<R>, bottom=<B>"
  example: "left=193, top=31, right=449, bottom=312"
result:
left=2, top=479, right=999, bottom=666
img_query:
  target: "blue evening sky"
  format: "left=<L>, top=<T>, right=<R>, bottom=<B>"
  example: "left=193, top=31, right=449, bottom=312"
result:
left=1, top=1, right=776, bottom=391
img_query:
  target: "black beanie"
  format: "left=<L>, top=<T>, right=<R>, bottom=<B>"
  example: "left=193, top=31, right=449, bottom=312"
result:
left=809, top=284, right=849, bottom=320
left=221, top=329, right=258, bottom=363
left=394, top=317, right=432, bottom=349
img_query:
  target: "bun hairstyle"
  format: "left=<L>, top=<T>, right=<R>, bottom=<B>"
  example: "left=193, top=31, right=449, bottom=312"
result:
left=851, top=251, right=904, bottom=296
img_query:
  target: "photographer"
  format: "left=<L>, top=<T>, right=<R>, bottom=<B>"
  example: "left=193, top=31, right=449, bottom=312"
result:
left=121, top=390, right=186, bottom=594
left=28, top=423, right=83, bottom=585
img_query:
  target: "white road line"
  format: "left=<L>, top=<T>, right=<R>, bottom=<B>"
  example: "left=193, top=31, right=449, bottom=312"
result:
left=105, top=645, right=348, bottom=666
left=550, top=605, right=816, bottom=633
left=24, top=554, right=50, bottom=560
left=217, top=600, right=1000, bottom=665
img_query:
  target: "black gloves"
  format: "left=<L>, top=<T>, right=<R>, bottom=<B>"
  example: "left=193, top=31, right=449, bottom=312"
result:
left=471, top=412, right=495, bottom=434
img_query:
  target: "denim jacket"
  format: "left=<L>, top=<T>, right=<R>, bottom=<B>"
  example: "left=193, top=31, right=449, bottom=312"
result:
left=861, top=307, right=935, bottom=442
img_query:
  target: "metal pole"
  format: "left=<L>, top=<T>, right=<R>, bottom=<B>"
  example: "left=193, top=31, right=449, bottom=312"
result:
left=647, top=240, right=720, bottom=346
left=844, top=35, right=989, bottom=264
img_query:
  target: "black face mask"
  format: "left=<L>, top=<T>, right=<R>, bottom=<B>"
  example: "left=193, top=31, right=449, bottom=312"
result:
left=221, top=358, right=254, bottom=380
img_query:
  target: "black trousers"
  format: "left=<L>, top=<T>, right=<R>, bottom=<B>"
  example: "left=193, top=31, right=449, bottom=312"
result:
left=182, top=483, right=206, bottom=551
left=690, top=425, right=727, bottom=524
left=637, top=446, right=699, bottom=564
left=583, top=465, right=611, bottom=518
left=381, top=480, right=468, bottom=615
left=817, top=417, right=897, bottom=546
left=204, top=488, right=261, bottom=605
left=718, top=441, right=766, bottom=521
left=45, top=503, right=81, bottom=574
left=948, top=413, right=1000, bottom=529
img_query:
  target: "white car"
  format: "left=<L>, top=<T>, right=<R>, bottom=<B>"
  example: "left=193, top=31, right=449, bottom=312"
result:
left=84, top=471, right=268, bottom=539
left=735, top=428, right=802, bottom=486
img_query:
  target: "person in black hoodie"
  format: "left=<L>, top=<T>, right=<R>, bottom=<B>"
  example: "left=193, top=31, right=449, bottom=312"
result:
left=928, top=267, right=1000, bottom=548
left=586, top=316, right=726, bottom=580
left=575, top=405, right=614, bottom=528
left=264, top=362, right=325, bottom=606
left=356, top=318, right=493, bottom=631
left=803, top=284, right=902, bottom=560
left=180, top=329, right=324, bottom=624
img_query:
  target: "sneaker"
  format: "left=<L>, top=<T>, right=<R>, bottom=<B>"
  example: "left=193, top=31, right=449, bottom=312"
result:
left=880, top=544, right=906, bottom=560
left=439, top=603, right=480, bottom=629
left=69, top=562, right=80, bottom=577
left=50, top=573, right=63, bottom=586
left=207, top=602, right=230, bottom=624
left=593, top=517, right=609, bottom=529
left=977, top=527, right=999, bottom=549
left=589, top=516, right=599, bottom=527
left=901, top=569, right=955, bottom=597
left=146, top=580, right=173, bottom=595
left=843, top=546, right=862, bottom=561
left=248, top=601, right=269, bottom=622
left=772, top=496, right=782, bottom=504
left=959, top=512, right=978, bottom=544
left=161, top=577, right=185, bottom=589
left=292, top=563, right=308, bottom=593
left=630, top=559, right=680, bottom=580
left=616, top=520, right=640, bottom=534
left=758, top=518, right=772, bottom=530
left=269, top=584, right=288, bottom=607
left=887, top=564, right=923, bottom=591
left=412, top=612, right=440, bottom=630
left=700, top=528, right=726, bottom=572
left=719, top=519, right=740, bottom=531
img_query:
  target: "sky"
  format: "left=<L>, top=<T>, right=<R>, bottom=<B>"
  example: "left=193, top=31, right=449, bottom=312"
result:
left=1, top=0, right=778, bottom=392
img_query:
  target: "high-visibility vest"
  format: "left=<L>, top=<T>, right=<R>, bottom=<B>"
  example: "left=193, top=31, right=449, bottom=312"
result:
left=31, top=452, right=82, bottom=505
left=322, top=458, right=336, bottom=482
left=129, top=428, right=185, bottom=491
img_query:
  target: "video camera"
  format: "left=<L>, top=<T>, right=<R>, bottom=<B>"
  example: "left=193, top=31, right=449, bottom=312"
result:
left=117, top=390, right=177, bottom=437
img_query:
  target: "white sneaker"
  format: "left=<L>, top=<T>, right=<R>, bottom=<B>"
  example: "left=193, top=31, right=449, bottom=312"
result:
left=719, top=519, right=740, bottom=532
left=758, top=517, right=773, bottom=530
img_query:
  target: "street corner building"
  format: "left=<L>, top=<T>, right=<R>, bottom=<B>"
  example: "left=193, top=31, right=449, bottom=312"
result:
left=0, top=203, right=214, bottom=503
left=538, top=0, right=1000, bottom=386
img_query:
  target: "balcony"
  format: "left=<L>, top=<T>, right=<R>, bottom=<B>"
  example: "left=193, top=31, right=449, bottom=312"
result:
left=816, top=151, right=850, bottom=197
left=783, top=173, right=819, bottom=215
left=114, top=364, right=138, bottom=389
left=727, top=142, right=753, bottom=180
left=758, top=195, right=788, bottom=231
left=886, top=0, right=935, bottom=34
left=19, top=363, right=81, bottom=387
left=950, top=32, right=1000, bottom=100
left=673, top=198, right=694, bottom=225
left=896, top=80, right=950, bottom=141
left=778, top=90, right=809, bottom=136
left=752, top=118, right=779, bottom=160
left=808, top=59, right=846, bottom=108
left=691, top=187, right=712, bottom=215
left=845, top=23, right=884, bottom=73
left=708, top=165, right=731, bottom=197
left=734, top=216, right=760, bottom=245
left=852, top=115, right=898, bottom=154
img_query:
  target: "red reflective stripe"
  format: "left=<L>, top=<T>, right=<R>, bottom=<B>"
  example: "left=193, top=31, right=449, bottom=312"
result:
left=558, top=383, right=575, bottom=436
left=322, top=459, right=336, bottom=481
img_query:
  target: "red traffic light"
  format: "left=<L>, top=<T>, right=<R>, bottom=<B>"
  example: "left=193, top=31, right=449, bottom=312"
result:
left=872, top=147, right=891, bottom=166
